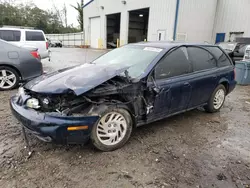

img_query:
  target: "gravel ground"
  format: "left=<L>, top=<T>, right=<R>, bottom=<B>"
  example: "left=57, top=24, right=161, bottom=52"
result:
left=0, top=48, right=250, bottom=188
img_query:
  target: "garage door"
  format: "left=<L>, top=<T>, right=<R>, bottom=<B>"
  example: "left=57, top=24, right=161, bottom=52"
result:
left=90, top=17, right=101, bottom=48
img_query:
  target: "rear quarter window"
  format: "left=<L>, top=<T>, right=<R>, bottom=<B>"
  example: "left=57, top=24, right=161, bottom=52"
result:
left=207, top=47, right=232, bottom=67
left=0, top=30, right=21, bottom=41
left=25, top=31, right=45, bottom=41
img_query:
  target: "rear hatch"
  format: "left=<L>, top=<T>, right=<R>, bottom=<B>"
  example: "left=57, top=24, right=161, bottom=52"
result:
left=24, top=30, right=48, bottom=59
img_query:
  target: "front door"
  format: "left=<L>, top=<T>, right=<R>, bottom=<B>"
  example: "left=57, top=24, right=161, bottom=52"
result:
left=147, top=47, right=192, bottom=120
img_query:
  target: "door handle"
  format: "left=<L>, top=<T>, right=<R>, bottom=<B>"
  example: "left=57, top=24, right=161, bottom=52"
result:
left=183, top=82, right=190, bottom=86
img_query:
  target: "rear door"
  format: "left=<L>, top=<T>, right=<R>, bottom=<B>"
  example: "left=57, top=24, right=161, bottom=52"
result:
left=186, top=46, right=218, bottom=108
left=24, top=30, right=48, bottom=59
left=148, top=47, right=192, bottom=119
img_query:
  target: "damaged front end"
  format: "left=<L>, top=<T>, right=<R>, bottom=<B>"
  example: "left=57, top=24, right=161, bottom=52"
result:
left=24, top=76, right=143, bottom=116
left=10, top=75, right=153, bottom=145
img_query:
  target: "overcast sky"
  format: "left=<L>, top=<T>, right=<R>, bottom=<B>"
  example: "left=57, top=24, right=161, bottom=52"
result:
left=14, top=0, right=92, bottom=27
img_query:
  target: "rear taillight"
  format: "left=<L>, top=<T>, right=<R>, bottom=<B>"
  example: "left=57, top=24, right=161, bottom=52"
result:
left=233, top=68, right=236, bottom=80
left=46, top=42, right=49, bottom=49
left=31, top=51, right=41, bottom=59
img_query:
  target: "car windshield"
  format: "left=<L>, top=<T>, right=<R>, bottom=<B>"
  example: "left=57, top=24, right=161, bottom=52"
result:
left=91, top=45, right=162, bottom=78
left=218, top=42, right=237, bottom=51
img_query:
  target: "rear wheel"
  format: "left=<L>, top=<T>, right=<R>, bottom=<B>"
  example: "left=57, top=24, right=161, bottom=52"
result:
left=204, top=84, right=226, bottom=113
left=90, top=106, right=133, bottom=151
left=0, top=66, right=20, bottom=91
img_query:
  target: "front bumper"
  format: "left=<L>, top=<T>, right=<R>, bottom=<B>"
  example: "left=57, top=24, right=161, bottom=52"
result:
left=10, top=95, right=99, bottom=144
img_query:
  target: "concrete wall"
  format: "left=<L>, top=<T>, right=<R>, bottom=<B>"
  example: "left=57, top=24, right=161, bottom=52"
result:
left=213, top=0, right=250, bottom=43
left=84, top=0, right=176, bottom=48
left=177, top=0, right=217, bottom=43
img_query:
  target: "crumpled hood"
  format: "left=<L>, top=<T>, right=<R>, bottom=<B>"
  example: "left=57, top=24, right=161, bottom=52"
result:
left=25, top=63, right=129, bottom=95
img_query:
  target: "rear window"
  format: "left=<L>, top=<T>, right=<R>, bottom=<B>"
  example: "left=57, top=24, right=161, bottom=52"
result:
left=25, top=31, right=45, bottom=41
left=207, top=47, right=232, bottom=67
left=0, top=30, right=21, bottom=41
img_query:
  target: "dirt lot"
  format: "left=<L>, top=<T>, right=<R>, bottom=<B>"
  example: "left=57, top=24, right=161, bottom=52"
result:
left=0, top=49, right=250, bottom=188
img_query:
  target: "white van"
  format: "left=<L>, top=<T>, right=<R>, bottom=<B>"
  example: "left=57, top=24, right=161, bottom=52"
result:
left=0, top=28, right=49, bottom=59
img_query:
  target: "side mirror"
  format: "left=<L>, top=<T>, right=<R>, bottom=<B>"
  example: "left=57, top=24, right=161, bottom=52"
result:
left=152, top=86, right=160, bottom=94
left=148, top=74, right=160, bottom=94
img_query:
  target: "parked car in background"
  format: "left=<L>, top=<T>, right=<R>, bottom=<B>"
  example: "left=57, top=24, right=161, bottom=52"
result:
left=0, top=28, right=49, bottom=59
left=11, top=42, right=236, bottom=151
left=217, top=40, right=250, bottom=64
left=0, top=39, right=43, bottom=90
left=48, top=39, right=63, bottom=48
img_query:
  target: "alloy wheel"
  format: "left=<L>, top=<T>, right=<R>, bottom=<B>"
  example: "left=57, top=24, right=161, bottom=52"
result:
left=0, top=69, right=17, bottom=89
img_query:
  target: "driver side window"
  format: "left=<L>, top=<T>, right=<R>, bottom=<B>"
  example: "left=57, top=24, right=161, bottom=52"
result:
left=155, top=47, right=192, bottom=80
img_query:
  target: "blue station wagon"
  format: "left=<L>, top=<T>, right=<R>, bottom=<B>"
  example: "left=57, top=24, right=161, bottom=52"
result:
left=10, top=42, right=236, bottom=151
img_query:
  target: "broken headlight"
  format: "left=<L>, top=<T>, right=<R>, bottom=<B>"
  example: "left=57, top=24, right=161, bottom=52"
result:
left=26, top=98, right=40, bottom=109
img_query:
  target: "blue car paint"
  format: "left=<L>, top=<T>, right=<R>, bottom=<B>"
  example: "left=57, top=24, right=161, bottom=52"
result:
left=25, top=63, right=130, bottom=95
left=10, top=96, right=99, bottom=144
left=10, top=42, right=237, bottom=145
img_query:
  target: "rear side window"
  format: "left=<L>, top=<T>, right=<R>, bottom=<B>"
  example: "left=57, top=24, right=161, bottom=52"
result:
left=0, top=30, right=21, bottom=41
left=207, top=47, right=232, bottom=67
left=155, top=47, right=192, bottom=80
left=187, top=47, right=216, bottom=71
left=25, top=31, right=45, bottom=41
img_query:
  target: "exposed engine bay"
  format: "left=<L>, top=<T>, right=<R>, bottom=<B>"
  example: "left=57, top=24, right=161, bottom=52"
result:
left=24, top=76, right=156, bottom=122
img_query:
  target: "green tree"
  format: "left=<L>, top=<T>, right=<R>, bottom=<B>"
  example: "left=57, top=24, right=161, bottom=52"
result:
left=71, top=1, right=83, bottom=31
left=0, top=1, right=80, bottom=34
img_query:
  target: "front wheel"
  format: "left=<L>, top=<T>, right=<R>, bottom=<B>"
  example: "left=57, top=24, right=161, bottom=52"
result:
left=204, top=84, right=226, bottom=113
left=90, top=106, right=133, bottom=151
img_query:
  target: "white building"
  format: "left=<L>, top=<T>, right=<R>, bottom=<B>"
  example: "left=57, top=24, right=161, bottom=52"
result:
left=83, top=0, right=250, bottom=49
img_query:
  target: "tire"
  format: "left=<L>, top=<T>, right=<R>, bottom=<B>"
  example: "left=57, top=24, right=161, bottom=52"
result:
left=90, top=106, right=133, bottom=151
left=0, top=66, right=20, bottom=91
left=204, top=84, right=226, bottom=113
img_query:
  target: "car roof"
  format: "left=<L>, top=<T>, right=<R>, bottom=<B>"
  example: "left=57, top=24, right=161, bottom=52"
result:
left=132, top=41, right=217, bottom=50
left=0, top=28, right=44, bottom=33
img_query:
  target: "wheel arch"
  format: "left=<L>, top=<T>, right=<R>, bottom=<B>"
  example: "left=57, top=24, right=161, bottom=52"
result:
left=218, top=78, right=229, bottom=94
left=0, top=64, right=22, bottom=80
left=89, top=103, right=136, bottom=128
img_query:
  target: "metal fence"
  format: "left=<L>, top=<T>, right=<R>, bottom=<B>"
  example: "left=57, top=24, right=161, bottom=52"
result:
left=46, top=32, right=85, bottom=47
